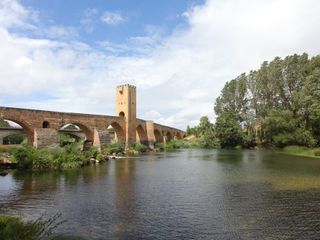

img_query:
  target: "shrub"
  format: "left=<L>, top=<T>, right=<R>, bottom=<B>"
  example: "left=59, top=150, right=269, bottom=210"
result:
left=59, top=134, right=76, bottom=147
left=131, top=143, right=148, bottom=153
left=64, top=142, right=82, bottom=154
left=85, top=147, right=99, bottom=159
left=102, top=142, right=125, bottom=155
left=155, top=142, right=165, bottom=151
left=12, top=146, right=34, bottom=169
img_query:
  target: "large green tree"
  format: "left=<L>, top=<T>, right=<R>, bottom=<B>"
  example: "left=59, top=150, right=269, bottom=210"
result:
left=215, top=111, right=244, bottom=148
left=214, top=53, right=320, bottom=148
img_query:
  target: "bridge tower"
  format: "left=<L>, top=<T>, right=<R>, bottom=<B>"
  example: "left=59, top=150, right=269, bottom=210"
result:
left=116, top=84, right=136, bottom=147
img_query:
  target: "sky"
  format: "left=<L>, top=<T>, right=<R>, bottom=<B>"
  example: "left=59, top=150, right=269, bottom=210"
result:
left=0, top=0, right=320, bottom=130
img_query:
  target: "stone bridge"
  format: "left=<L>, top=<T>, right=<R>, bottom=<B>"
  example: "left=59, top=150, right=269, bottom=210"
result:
left=0, top=84, right=186, bottom=149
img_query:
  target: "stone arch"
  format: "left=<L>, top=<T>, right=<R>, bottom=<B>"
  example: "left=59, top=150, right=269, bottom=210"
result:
left=60, top=122, right=94, bottom=141
left=136, top=124, right=148, bottom=145
left=165, top=131, right=172, bottom=142
left=175, top=132, right=183, bottom=139
left=107, top=122, right=125, bottom=143
left=0, top=118, right=34, bottom=145
left=154, top=129, right=162, bottom=142
left=2, top=131, right=26, bottom=145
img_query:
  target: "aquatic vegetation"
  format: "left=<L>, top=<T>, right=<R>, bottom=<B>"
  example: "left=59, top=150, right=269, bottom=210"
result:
left=0, top=214, right=63, bottom=240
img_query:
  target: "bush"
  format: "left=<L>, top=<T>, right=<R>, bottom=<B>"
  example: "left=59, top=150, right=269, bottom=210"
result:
left=59, top=134, right=76, bottom=147
left=64, top=142, right=82, bottom=154
left=12, top=145, right=89, bottom=171
left=198, top=135, right=218, bottom=149
left=102, top=142, right=125, bottom=155
left=131, top=143, right=148, bottom=153
left=60, top=153, right=86, bottom=169
left=85, top=147, right=99, bottom=159
left=162, top=139, right=194, bottom=150
left=155, top=142, right=165, bottom=151
left=12, top=146, right=35, bottom=169
left=241, top=134, right=256, bottom=149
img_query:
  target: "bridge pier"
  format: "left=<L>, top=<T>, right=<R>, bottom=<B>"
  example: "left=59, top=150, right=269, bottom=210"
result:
left=146, top=121, right=156, bottom=149
left=33, top=128, right=59, bottom=148
left=93, top=128, right=112, bottom=149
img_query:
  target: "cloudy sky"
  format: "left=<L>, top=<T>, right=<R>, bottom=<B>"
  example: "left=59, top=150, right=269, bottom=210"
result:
left=0, top=0, right=320, bottom=130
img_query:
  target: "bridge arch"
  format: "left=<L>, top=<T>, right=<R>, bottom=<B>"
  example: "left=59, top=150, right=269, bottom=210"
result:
left=165, top=131, right=172, bottom=142
left=175, top=132, right=183, bottom=139
left=107, top=122, right=125, bottom=143
left=136, top=124, right=148, bottom=145
left=0, top=118, right=33, bottom=145
left=60, top=122, right=94, bottom=141
left=154, top=129, right=162, bottom=142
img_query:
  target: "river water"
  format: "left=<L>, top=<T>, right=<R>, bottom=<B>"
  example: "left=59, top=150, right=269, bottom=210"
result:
left=1, top=149, right=320, bottom=239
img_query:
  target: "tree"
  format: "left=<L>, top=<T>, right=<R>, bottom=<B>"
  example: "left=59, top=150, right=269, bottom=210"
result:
left=0, top=119, right=10, bottom=127
left=214, top=53, right=320, bottom=148
left=215, top=111, right=243, bottom=148
left=264, top=110, right=315, bottom=147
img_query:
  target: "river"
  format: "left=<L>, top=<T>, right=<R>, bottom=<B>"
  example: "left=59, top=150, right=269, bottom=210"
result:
left=1, top=149, right=320, bottom=239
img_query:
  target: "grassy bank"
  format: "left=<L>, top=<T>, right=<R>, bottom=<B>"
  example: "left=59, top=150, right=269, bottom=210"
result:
left=281, top=146, right=320, bottom=158
left=0, top=214, right=62, bottom=240
left=0, top=138, right=200, bottom=171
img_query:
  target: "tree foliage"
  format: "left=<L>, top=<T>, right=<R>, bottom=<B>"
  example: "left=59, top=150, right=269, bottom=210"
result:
left=0, top=119, right=10, bottom=127
left=186, top=116, right=218, bottom=148
left=214, top=53, right=320, bottom=148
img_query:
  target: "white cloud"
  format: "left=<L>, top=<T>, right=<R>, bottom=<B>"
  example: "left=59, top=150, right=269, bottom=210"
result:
left=1, top=0, right=320, bottom=130
left=0, top=0, right=37, bottom=28
left=100, top=11, right=125, bottom=25
left=81, top=8, right=98, bottom=33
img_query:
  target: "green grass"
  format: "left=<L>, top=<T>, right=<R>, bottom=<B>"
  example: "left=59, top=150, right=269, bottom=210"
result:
left=282, top=145, right=320, bottom=158
left=0, top=214, right=63, bottom=240
left=0, top=145, right=19, bottom=154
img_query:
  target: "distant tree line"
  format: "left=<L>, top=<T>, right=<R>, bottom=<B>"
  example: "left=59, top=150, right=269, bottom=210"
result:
left=213, top=53, right=320, bottom=148
left=187, top=53, right=320, bottom=149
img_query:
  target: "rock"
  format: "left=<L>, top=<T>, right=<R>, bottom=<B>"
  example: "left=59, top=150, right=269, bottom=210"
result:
left=90, top=158, right=96, bottom=162
left=0, top=171, right=8, bottom=177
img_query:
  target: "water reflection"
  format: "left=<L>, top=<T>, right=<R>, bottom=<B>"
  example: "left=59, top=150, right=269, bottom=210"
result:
left=1, top=149, right=320, bottom=239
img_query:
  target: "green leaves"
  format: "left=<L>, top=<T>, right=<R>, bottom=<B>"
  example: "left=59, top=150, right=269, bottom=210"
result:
left=214, top=53, right=320, bottom=148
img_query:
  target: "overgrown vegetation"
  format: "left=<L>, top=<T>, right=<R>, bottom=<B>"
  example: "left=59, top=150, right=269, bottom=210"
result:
left=186, top=116, right=219, bottom=149
left=101, top=141, right=125, bottom=155
left=282, top=146, right=320, bottom=158
left=12, top=143, right=90, bottom=171
left=0, top=214, right=62, bottom=240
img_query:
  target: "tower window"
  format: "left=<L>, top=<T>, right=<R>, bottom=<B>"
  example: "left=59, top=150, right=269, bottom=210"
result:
left=119, top=112, right=125, bottom=117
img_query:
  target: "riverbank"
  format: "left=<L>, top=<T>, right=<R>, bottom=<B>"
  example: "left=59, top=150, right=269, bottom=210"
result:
left=0, top=139, right=194, bottom=172
left=280, top=146, right=320, bottom=159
